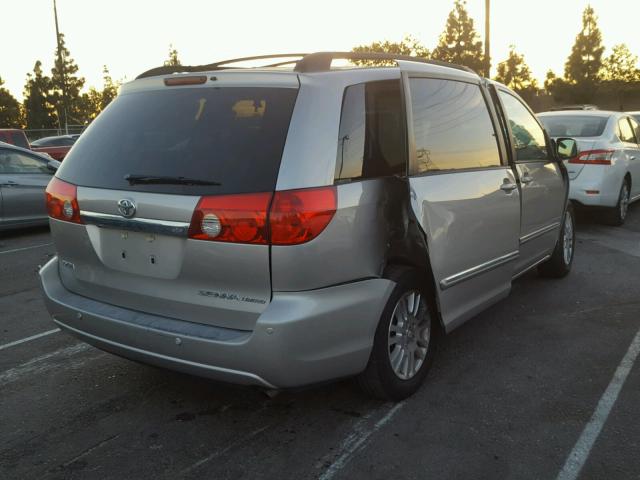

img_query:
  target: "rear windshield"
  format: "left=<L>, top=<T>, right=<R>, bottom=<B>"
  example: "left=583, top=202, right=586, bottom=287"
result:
left=538, top=115, right=609, bottom=138
left=57, top=87, right=298, bottom=195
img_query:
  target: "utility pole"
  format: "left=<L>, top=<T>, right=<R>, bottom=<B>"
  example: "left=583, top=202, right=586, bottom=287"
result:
left=484, top=0, right=491, bottom=78
left=53, top=0, right=68, bottom=134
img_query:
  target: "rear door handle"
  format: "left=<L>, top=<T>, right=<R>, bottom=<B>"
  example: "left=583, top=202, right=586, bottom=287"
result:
left=500, top=181, right=518, bottom=193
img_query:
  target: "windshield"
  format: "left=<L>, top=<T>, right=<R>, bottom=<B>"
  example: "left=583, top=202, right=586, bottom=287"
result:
left=57, top=86, right=298, bottom=195
left=538, top=115, right=609, bottom=138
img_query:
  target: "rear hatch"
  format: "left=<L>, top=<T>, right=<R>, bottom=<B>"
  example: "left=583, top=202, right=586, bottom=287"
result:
left=50, top=75, right=299, bottom=331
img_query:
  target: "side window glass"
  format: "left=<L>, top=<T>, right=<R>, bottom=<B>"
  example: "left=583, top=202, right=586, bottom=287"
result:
left=409, top=78, right=500, bottom=173
left=629, top=117, right=640, bottom=144
left=498, top=91, right=548, bottom=162
left=619, top=118, right=638, bottom=144
left=335, top=80, right=406, bottom=182
left=0, top=151, right=48, bottom=174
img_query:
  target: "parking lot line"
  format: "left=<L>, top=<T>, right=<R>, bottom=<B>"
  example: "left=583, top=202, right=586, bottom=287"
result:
left=556, top=325, right=640, bottom=480
left=319, top=402, right=405, bottom=480
left=0, top=328, right=60, bottom=351
left=0, top=243, right=53, bottom=255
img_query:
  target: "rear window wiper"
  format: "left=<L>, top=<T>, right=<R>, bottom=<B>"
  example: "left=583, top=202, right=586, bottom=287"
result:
left=124, top=174, right=221, bottom=186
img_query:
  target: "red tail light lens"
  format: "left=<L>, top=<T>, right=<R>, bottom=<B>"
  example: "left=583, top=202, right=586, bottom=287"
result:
left=45, top=177, right=82, bottom=224
left=569, top=149, right=615, bottom=165
left=270, top=186, right=337, bottom=245
left=188, top=193, right=272, bottom=244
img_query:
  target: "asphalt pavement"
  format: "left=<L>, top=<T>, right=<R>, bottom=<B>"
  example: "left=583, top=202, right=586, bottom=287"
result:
left=1, top=204, right=639, bottom=480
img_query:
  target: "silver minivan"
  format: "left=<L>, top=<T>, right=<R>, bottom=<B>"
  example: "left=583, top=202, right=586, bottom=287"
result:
left=40, top=53, right=576, bottom=400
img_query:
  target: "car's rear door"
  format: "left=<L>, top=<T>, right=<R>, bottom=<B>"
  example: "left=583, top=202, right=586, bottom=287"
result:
left=401, top=69, right=520, bottom=331
left=494, top=88, right=566, bottom=273
left=0, top=148, right=51, bottom=225
left=50, top=77, right=299, bottom=332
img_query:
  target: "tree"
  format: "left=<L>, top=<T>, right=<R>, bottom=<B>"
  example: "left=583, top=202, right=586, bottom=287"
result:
left=494, top=45, right=538, bottom=93
left=431, top=0, right=484, bottom=73
left=0, top=77, right=23, bottom=128
left=351, top=35, right=429, bottom=66
left=600, top=44, right=640, bottom=110
left=23, top=61, right=56, bottom=129
left=78, top=66, right=120, bottom=123
left=601, top=44, right=640, bottom=83
left=164, top=44, right=181, bottom=66
left=50, top=33, right=86, bottom=128
left=564, top=6, right=604, bottom=85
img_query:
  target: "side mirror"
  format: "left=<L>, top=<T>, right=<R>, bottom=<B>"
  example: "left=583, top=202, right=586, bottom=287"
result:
left=47, top=159, right=61, bottom=171
left=556, top=138, right=577, bottom=161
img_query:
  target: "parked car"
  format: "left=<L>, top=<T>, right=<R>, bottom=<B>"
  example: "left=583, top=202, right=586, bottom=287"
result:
left=538, top=110, right=640, bottom=225
left=30, top=135, right=77, bottom=161
left=0, top=129, right=31, bottom=149
left=39, top=52, right=575, bottom=400
left=0, top=143, right=60, bottom=231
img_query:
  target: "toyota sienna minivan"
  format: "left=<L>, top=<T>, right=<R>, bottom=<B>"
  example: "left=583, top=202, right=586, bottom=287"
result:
left=40, top=52, right=576, bottom=400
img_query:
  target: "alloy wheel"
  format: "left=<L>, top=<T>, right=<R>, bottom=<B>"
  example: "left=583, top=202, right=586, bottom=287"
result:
left=387, top=290, right=430, bottom=380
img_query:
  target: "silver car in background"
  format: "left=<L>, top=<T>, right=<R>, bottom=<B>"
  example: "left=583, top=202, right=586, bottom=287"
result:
left=39, top=52, right=575, bottom=400
left=539, top=110, right=640, bottom=225
left=0, top=142, right=59, bottom=231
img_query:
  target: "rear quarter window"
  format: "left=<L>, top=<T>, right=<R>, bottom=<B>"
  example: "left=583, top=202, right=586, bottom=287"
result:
left=57, top=87, right=298, bottom=195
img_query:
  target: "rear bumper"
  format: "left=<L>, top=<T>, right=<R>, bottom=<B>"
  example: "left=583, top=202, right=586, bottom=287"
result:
left=39, top=257, right=394, bottom=389
left=569, top=165, right=625, bottom=207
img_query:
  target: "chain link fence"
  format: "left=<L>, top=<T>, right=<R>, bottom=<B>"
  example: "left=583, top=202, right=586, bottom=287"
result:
left=24, top=125, right=85, bottom=142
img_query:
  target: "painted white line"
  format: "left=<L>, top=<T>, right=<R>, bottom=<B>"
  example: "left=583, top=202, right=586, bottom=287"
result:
left=319, top=402, right=405, bottom=480
left=557, top=326, right=640, bottom=480
left=0, top=328, right=60, bottom=351
left=0, top=343, right=94, bottom=387
left=180, top=424, right=271, bottom=475
left=0, top=243, right=53, bottom=255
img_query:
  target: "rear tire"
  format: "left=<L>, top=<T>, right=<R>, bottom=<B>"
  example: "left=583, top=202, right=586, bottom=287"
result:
left=538, top=204, right=575, bottom=278
left=358, top=266, right=437, bottom=401
left=604, top=179, right=630, bottom=226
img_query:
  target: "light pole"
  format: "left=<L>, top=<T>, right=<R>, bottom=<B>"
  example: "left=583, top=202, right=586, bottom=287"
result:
left=53, top=0, right=68, bottom=134
left=484, top=0, right=491, bottom=78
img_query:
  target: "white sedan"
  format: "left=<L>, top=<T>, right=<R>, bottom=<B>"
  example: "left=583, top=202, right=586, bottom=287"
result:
left=539, top=110, right=640, bottom=225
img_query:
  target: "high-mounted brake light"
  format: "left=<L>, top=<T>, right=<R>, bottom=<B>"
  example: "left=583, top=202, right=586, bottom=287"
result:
left=164, top=76, right=207, bottom=86
left=270, top=187, right=337, bottom=245
left=45, top=177, right=83, bottom=224
left=569, top=149, right=615, bottom=165
left=189, top=193, right=272, bottom=244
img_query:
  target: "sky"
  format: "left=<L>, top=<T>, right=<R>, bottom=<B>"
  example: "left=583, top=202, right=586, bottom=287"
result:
left=3, top=0, right=640, bottom=100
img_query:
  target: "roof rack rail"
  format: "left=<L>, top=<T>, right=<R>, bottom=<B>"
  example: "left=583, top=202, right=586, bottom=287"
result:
left=136, top=51, right=476, bottom=79
left=293, top=52, right=476, bottom=74
left=137, top=53, right=309, bottom=79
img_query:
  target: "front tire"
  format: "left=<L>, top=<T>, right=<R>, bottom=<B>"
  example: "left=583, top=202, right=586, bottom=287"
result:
left=538, top=204, right=575, bottom=278
left=358, top=266, right=437, bottom=400
left=604, top=179, right=630, bottom=226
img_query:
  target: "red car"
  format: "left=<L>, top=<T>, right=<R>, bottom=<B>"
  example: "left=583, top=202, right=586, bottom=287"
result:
left=0, top=130, right=75, bottom=160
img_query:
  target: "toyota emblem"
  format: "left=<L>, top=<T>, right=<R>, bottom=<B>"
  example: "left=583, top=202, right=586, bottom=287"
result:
left=117, top=199, right=136, bottom=218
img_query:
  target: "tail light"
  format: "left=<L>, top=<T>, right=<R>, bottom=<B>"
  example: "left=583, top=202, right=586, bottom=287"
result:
left=45, top=177, right=83, bottom=224
left=188, top=186, right=337, bottom=245
left=270, top=187, right=336, bottom=245
left=189, top=193, right=272, bottom=244
left=569, top=149, right=615, bottom=165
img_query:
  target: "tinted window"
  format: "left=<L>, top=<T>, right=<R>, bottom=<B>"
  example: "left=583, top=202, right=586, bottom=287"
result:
left=6, top=132, right=30, bottom=149
left=629, top=117, right=640, bottom=142
left=57, top=87, right=298, bottom=195
left=409, top=78, right=500, bottom=173
left=335, top=80, right=406, bottom=181
left=618, top=118, right=637, bottom=143
left=0, top=150, right=49, bottom=174
left=538, top=115, right=609, bottom=137
left=499, top=91, right=548, bottom=162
